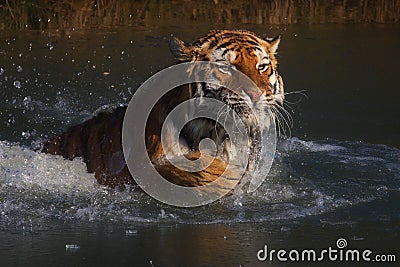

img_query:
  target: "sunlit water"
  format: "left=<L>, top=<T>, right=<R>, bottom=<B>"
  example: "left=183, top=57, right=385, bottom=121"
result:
left=1, top=23, right=400, bottom=266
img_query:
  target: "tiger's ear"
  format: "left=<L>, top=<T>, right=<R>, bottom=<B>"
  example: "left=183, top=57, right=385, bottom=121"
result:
left=266, top=35, right=280, bottom=54
left=169, top=37, right=194, bottom=61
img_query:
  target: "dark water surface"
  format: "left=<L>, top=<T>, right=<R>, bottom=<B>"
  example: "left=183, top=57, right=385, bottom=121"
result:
left=1, top=21, right=400, bottom=266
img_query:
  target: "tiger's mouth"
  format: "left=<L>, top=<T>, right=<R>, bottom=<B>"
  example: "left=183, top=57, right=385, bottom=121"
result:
left=195, top=81, right=282, bottom=132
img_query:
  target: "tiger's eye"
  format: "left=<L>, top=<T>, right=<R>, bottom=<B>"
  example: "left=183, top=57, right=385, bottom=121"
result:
left=257, top=63, right=268, bottom=72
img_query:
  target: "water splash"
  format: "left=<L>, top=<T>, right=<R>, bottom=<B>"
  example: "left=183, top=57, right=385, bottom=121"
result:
left=0, top=138, right=399, bottom=229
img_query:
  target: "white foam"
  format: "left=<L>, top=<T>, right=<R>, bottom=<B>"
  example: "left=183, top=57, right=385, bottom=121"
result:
left=0, top=141, right=98, bottom=193
left=281, top=137, right=346, bottom=152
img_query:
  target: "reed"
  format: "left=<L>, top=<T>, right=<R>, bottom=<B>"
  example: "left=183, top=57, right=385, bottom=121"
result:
left=1, top=0, right=399, bottom=31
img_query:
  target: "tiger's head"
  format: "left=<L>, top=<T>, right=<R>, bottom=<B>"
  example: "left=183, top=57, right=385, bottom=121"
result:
left=166, top=30, right=286, bottom=166
left=170, top=30, right=284, bottom=111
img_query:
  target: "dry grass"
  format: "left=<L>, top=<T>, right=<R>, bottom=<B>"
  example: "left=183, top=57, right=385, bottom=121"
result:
left=1, top=0, right=399, bottom=31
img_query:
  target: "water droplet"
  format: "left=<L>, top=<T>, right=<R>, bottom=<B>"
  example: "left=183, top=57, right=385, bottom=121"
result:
left=160, top=209, right=165, bottom=217
left=65, top=244, right=80, bottom=251
left=17, top=65, right=23, bottom=72
left=0, top=68, right=4, bottom=75
left=47, top=42, right=54, bottom=51
left=125, top=229, right=138, bottom=236
left=23, top=96, right=31, bottom=105
left=21, top=131, right=31, bottom=139
left=13, top=81, right=21, bottom=88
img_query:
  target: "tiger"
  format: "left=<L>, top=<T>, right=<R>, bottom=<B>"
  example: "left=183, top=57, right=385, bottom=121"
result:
left=42, top=30, right=285, bottom=188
